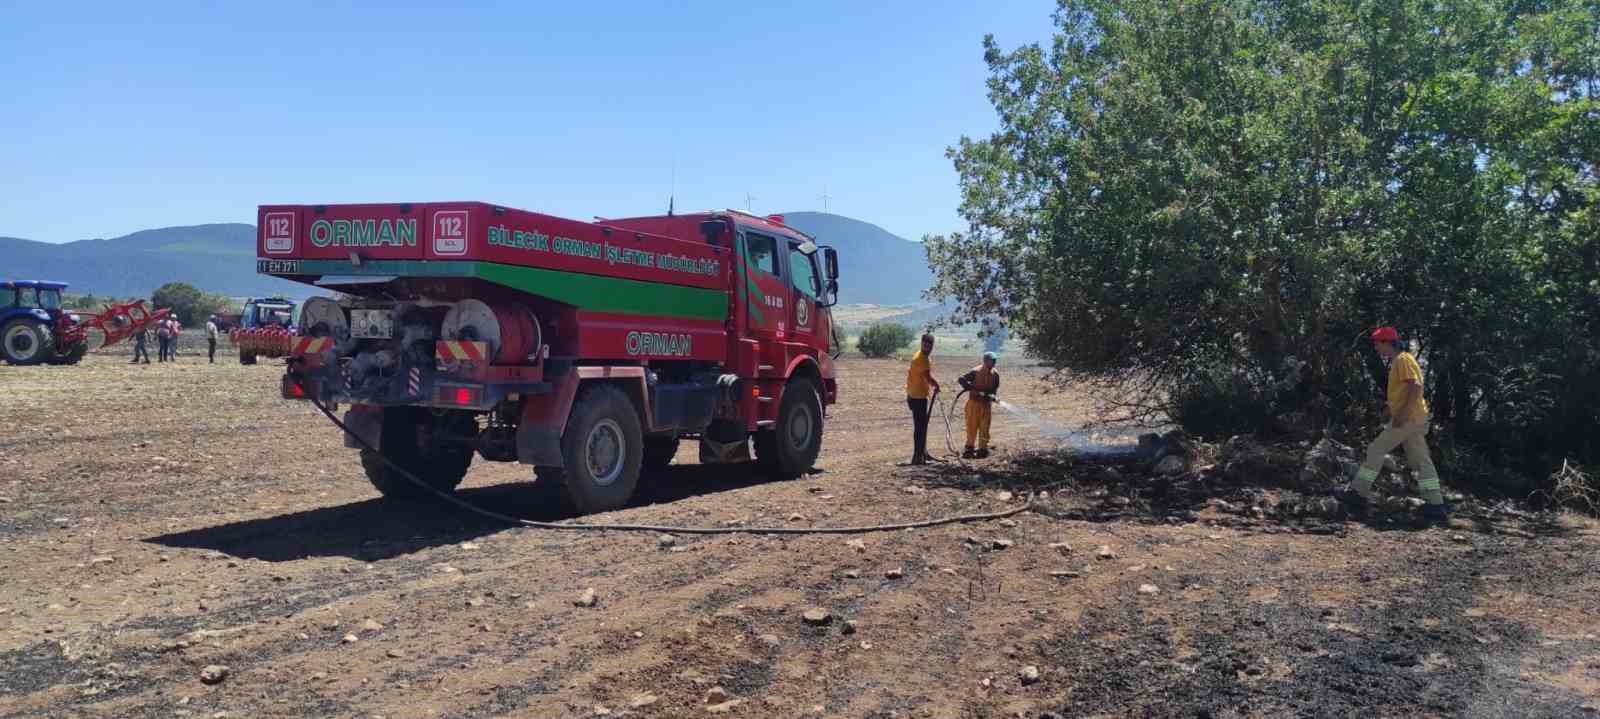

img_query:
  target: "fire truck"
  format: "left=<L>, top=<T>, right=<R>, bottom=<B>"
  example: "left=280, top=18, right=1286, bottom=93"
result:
left=255, top=202, right=840, bottom=513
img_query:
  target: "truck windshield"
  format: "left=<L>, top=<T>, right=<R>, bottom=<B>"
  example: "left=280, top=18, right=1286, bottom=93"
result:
left=39, top=289, right=61, bottom=310
left=789, top=244, right=821, bottom=299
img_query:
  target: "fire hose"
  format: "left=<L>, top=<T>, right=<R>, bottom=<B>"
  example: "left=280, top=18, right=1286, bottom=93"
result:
left=935, top=388, right=969, bottom=460
left=303, top=391, right=1032, bottom=535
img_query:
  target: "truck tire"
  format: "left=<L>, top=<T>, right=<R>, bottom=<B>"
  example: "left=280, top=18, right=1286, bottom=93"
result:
left=360, top=408, right=474, bottom=500
left=50, top=339, right=89, bottom=365
left=239, top=349, right=258, bottom=365
left=558, top=384, right=643, bottom=514
left=643, top=436, right=678, bottom=471
left=2, top=320, right=55, bottom=366
left=756, top=377, right=823, bottom=480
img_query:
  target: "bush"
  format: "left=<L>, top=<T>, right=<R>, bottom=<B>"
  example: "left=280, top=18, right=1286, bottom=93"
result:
left=1169, top=366, right=1274, bottom=440
left=857, top=323, right=915, bottom=359
left=151, top=282, right=231, bottom=326
left=925, top=0, right=1600, bottom=488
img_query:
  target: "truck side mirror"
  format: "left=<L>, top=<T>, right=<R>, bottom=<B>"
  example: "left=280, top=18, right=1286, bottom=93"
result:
left=822, top=246, right=839, bottom=280
left=700, top=219, right=729, bottom=246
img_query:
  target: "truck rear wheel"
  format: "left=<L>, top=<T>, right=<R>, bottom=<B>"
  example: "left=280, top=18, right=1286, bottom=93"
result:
left=756, top=377, right=823, bottom=480
left=2, top=320, right=54, bottom=366
left=643, top=437, right=678, bottom=471
left=360, top=408, right=474, bottom=500
left=558, top=385, right=643, bottom=514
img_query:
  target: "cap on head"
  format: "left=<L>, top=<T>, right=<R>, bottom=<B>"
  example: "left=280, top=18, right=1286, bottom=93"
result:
left=982, top=351, right=997, bottom=362
left=1370, top=326, right=1399, bottom=343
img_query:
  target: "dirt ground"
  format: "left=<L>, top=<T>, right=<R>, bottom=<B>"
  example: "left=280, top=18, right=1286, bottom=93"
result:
left=2, top=350, right=1597, bottom=718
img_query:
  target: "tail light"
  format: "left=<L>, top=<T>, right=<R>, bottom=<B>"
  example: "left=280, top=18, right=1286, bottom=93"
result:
left=437, top=385, right=483, bottom=407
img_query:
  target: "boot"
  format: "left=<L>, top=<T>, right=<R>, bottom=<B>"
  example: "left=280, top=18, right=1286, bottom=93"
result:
left=1420, top=502, right=1450, bottom=525
left=1337, top=489, right=1369, bottom=519
left=975, top=447, right=991, bottom=459
left=962, top=448, right=977, bottom=459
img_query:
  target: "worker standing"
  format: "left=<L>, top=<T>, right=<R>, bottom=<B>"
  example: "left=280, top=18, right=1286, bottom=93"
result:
left=167, top=318, right=183, bottom=361
left=958, top=352, right=1001, bottom=459
left=156, top=317, right=173, bottom=362
left=1345, top=327, right=1448, bottom=523
left=905, top=333, right=941, bottom=465
left=131, top=326, right=150, bottom=364
left=205, top=315, right=220, bottom=364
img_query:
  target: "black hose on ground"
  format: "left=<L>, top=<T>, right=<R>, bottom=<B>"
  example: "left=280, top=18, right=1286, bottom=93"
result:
left=303, top=391, right=1031, bottom=535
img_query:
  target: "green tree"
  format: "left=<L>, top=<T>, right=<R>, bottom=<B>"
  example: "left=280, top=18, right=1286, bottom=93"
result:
left=928, top=0, right=1599, bottom=483
left=151, top=282, right=230, bottom=326
left=857, top=322, right=916, bottom=359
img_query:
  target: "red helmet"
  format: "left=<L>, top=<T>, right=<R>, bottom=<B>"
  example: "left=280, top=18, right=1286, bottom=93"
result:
left=1370, top=326, right=1399, bottom=343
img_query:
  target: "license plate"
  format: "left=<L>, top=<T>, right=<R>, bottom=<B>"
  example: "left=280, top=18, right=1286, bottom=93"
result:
left=257, top=258, right=300, bottom=274
left=350, top=309, right=393, bottom=339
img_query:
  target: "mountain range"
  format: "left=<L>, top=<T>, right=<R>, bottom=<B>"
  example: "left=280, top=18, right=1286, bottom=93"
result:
left=0, top=211, right=933, bottom=304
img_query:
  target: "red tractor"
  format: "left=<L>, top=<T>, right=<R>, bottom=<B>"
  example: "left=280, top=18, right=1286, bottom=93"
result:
left=255, top=202, right=841, bottom=513
left=1, top=280, right=171, bottom=365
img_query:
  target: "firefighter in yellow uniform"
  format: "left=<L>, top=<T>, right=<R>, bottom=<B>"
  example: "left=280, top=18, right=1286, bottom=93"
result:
left=1344, top=326, right=1449, bottom=523
left=959, top=352, right=1000, bottom=459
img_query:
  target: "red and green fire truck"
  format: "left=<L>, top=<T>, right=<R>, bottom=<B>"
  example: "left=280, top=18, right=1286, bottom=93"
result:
left=256, top=202, right=840, bottom=513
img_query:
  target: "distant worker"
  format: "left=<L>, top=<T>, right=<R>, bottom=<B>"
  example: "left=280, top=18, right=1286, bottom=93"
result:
left=156, top=317, right=173, bottom=362
left=205, top=315, right=220, bottom=363
left=1345, top=327, right=1448, bottom=523
left=905, top=333, right=941, bottom=465
left=167, top=318, right=183, bottom=361
left=958, top=352, right=1001, bottom=459
left=131, top=326, right=150, bottom=364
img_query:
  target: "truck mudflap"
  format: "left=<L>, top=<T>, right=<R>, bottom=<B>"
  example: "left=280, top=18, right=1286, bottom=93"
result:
left=341, top=405, right=384, bottom=451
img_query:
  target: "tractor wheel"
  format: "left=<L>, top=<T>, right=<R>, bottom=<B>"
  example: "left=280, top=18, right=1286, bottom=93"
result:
left=755, top=377, right=823, bottom=480
left=2, top=320, right=55, bottom=366
left=557, top=384, right=643, bottom=514
left=50, top=339, right=89, bottom=365
left=643, top=436, right=679, bottom=471
left=360, top=407, right=474, bottom=500
left=239, top=349, right=258, bottom=365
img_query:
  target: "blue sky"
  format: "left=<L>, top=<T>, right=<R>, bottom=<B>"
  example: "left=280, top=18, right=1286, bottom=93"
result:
left=1, top=1, right=1056, bottom=244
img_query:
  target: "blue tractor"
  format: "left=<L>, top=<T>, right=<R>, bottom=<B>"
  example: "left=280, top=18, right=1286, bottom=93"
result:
left=1, top=280, right=171, bottom=366
left=1, top=280, right=84, bottom=365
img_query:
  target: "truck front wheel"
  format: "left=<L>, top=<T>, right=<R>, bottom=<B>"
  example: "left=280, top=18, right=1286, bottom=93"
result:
left=756, top=377, right=823, bottom=479
left=360, top=408, right=474, bottom=500
left=558, top=385, right=643, bottom=514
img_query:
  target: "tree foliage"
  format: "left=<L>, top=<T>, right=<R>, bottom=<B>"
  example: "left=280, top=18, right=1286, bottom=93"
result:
left=928, top=0, right=1599, bottom=482
left=858, top=322, right=917, bottom=359
left=151, top=282, right=230, bottom=326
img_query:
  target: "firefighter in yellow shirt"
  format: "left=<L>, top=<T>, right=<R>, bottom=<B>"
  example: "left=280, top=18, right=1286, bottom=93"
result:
left=959, top=352, right=1000, bottom=459
left=905, top=333, right=941, bottom=465
left=1345, top=327, right=1448, bottom=523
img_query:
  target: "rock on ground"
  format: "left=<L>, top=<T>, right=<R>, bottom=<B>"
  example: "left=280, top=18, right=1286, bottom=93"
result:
left=574, top=588, right=599, bottom=608
left=802, top=608, right=832, bottom=626
left=199, top=665, right=229, bottom=685
left=1019, top=665, right=1040, bottom=685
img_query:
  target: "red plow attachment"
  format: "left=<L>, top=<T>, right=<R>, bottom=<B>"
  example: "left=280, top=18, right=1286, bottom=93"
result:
left=64, top=300, right=174, bottom=348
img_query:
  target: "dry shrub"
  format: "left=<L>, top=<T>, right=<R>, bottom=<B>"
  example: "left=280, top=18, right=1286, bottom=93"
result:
left=1545, top=461, right=1598, bottom=516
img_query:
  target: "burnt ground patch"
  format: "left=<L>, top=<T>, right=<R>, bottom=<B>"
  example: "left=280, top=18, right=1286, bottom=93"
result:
left=1029, top=538, right=1597, bottom=718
